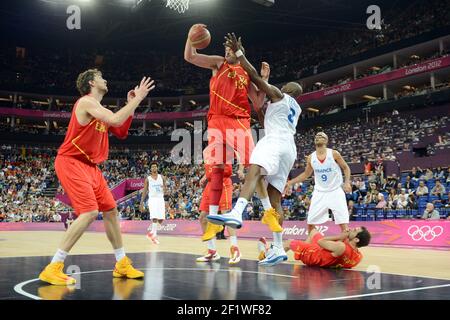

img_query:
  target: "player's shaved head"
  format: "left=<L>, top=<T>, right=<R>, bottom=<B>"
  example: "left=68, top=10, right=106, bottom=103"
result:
left=281, top=82, right=303, bottom=98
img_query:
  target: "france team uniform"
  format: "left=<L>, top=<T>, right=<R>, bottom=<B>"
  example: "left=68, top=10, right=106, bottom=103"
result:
left=147, top=174, right=165, bottom=220
left=250, top=94, right=301, bottom=192
left=307, top=148, right=349, bottom=225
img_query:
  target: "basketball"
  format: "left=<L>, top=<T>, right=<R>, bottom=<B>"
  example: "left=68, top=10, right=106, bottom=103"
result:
left=188, top=24, right=211, bottom=50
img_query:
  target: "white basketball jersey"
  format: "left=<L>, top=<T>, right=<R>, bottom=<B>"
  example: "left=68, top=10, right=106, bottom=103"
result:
left=147, top=174, right=164, bottom=198
left=264, top=94, right=302, bottom=136
left=311, top=148, right=343, bottom=192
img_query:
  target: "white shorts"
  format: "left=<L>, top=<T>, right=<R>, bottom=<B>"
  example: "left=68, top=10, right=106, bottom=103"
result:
left=148, top=197, right=166, bottom=220
left=250, top=135, right=296, bottom=193
left=307, top=188, right=349, bottom=225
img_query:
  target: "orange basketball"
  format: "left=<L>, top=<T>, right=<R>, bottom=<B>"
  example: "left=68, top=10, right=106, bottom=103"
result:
left=189, top=24, right=211, bottom=50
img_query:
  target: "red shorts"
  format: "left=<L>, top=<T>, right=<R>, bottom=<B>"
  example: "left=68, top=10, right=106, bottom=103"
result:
left=206, top=115, right=254, bottom=166
left=55, top=155, right=116, bottom=216
left=290, top=232, right=324, bottom=266
left=199, top=179, right=233, bottom=213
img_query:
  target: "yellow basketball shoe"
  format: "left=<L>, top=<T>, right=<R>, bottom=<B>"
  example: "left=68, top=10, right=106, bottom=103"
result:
left=113, top=256, right=144, bottom=279
left=201, top=222, right=224, bottom=242
left=39, top=262, right=77, bottom=286
left=261, top=208, right=283, bottom=232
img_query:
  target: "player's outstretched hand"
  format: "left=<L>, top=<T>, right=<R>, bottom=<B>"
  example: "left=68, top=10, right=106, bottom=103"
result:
left=224, top=32, right=243, bottom=53
left=261, top=62, right=270, bottom=81
left=134, top=77, right=156, bottom=101
left=139, top=204, right=145, bottom=213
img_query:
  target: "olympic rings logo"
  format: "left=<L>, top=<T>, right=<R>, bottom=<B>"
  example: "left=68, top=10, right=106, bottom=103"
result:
left=407, top=225, right=444, bottom=242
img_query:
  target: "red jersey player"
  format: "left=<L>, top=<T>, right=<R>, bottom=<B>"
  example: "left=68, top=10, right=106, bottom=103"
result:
left=184, top=24, right=273, bottom=238
left=38, top=69, right=155, bottom=285
left=258, top=227, right=371, bottom=268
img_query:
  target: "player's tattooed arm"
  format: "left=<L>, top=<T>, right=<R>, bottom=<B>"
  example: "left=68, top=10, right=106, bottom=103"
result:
left=224, top=33, right=283, bottom=102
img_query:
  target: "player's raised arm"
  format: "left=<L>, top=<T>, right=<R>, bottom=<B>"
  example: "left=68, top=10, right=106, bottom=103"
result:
left=184, top=24, right=224, bottom=70
left=333, top=150, right=352, bottom=193
left=80, top=77, right=155, bottom=127
left=224, top=33, right=283, bottom=103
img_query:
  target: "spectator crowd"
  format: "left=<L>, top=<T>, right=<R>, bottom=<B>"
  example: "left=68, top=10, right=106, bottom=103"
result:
left=0, top=0, right=448, bottom=97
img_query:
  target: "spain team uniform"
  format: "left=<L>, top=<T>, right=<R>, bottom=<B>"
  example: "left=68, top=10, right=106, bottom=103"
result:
left=55, top=96, right=132, bottom=215
left=307, top=148, right=349, bottom=225
left=147, top=174, right=166, bottom=220
left=206, top=61, right=254, bottom=166
left=289, top=232, right=362, bottom=268
left=250, top=93, right=301, bottom=192
left=199, top=164, right=233, bottom=212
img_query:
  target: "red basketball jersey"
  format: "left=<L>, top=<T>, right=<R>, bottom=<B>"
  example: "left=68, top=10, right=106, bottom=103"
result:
left=208, top=61, right=252, bottom=118
left=58, top=97, right=132, bottom=164
left=321, top=240, right=362, bottom=268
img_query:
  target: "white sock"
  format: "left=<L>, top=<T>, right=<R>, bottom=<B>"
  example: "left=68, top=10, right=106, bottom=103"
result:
left=51, top=249, right=68, bottom=263
left=207, top=238, right=216, bottom=251
left=209, top=205, right=219, bottom=216
left=230, top=236, right=238, bottom=247
left=233, top=197, right=248, bottom=216
left=114, top=247, right=126, bottom=262
left=260, top=197, right=272, bottom=211
left=273, top=232, right=283, bottom=249
left=152, top=222, right=158, bottom=236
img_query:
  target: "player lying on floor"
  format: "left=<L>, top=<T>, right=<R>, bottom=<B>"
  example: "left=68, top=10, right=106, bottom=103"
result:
left=258, top=227, right=371, bottom=268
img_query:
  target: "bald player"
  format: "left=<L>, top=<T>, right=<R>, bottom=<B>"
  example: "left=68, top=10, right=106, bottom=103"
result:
left=285, top=132, right=352, bottom=233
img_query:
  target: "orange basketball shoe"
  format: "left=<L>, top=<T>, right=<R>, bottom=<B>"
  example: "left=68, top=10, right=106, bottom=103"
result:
left=39, top=262, right=77, bottom=286
left=113, top=256, right=144, bottom=279
left=261, top=208, right=283, bottom=232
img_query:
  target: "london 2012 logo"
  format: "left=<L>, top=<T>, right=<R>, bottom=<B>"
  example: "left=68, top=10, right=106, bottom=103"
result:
left=407, top=225, right=444, bottom=242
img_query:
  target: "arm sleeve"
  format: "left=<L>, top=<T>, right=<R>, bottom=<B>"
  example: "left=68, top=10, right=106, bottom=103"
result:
left=109, top=116, right=133, bottom=139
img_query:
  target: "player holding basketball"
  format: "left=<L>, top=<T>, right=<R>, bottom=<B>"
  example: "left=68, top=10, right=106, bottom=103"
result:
left=259, top=227, right=371, bottom=269
left=39, top=69, right=154, bottom=285
left=285, top=132, right=352, bottom=233
left=208, top=33, right=303, bottom=266
left=139, top=162, right=167, bottom=244
left=184, top=24, right=275, bottom=240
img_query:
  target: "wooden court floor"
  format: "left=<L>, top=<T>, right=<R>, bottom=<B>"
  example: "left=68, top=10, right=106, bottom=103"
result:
left=1, top=231, right=449, bottom=280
